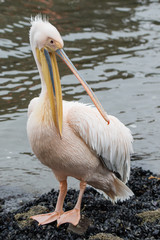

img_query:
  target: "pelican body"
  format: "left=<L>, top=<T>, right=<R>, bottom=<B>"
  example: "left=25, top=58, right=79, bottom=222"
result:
left=27, top=16, right=133, bottom=226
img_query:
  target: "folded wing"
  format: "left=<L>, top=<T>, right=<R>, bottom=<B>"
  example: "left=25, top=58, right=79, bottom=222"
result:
left=67, top=102, right=133, bottom=183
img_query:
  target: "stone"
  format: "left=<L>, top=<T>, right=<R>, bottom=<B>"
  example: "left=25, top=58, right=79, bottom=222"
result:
left=67, top=215, right=92, bottom=235
left=137, top=208, right=160, bottom=224
left=14, top=205, right=49, bottom=229
left=89, top=233, right=124, bottom=240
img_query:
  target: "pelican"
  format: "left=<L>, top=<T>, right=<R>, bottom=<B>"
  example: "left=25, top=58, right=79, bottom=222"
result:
left=27, top=16, right=133, bottom=227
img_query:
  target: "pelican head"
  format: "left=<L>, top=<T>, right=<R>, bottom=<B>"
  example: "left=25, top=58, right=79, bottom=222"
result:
left=30, top=16, right=110, bottom=136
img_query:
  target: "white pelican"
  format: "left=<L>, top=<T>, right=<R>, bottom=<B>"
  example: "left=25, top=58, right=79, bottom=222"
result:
left=27, top=16, right=133, bottom=227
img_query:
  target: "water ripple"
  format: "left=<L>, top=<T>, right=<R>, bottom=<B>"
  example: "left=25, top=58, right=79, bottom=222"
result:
left=0, top=0, right=160, bottom=194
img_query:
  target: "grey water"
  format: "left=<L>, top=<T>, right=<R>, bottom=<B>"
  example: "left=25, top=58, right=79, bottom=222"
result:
left=0, top=0, right=160, bottom=207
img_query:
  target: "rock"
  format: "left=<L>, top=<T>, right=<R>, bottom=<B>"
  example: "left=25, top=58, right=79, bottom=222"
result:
left=14, top=205, right=49, bottom=229
left=89, top=233, right=124, bottom=240
left=0, top=198, right=5, bottom=205
left=67, top=215, right=92, bottom=235
left=137, top=208, right=160, bottom=224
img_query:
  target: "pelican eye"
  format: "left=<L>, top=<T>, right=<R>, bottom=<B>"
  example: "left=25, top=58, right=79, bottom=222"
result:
left=48, top=39, right=57, bottom=50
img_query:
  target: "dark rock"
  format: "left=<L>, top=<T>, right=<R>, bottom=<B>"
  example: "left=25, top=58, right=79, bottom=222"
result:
left=0, top=167, right=160, bottom=240
left=0, top=199, right=5, bottom=205
left=67, top=215, right=92, bottom=235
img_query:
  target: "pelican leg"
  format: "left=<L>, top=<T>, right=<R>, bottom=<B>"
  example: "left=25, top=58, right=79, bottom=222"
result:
left=31, top=180, right=67, bottom=225
left=57, top=181, right=86, bottom=226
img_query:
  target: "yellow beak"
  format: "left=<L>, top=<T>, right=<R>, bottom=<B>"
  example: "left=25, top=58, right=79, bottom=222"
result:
left=36, top=48, right=63, bottom=137
left=35, top=46, right=110, bottom=138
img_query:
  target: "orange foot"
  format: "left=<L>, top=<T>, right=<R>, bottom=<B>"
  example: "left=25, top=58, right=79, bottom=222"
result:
left=31, top=211, right=63, bottom=225
left=57, top=208, right=80, bottom=227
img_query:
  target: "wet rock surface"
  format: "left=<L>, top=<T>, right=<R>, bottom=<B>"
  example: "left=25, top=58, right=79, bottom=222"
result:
left=0, top=167, right=160, bottom=240
left=88, top=233, right=124, bottom=240
left=14, top=206, right=49, bottom=229
left=136, top=208, right=160, bottom=224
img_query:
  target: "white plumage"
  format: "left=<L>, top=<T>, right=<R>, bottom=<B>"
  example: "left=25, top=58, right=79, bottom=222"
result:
left=67, top=101, right=133, bottom=183
left=27, top=16, right=134, bottom=227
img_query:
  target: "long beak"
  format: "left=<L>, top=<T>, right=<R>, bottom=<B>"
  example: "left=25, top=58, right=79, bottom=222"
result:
left=56, top=49, right=110, bottom=124
left=36, top=48, right=63, bottom=136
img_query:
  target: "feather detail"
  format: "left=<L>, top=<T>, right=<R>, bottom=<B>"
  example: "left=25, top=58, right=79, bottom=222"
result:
left=67, top=101, right=133, bottom=183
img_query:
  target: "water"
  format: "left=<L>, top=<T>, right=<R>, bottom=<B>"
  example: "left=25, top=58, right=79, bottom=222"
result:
left=0, top=0, right=160, bottom=203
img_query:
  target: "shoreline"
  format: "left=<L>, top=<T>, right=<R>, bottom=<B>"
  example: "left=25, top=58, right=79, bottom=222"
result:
left=0, top=167, right=160, bottom=240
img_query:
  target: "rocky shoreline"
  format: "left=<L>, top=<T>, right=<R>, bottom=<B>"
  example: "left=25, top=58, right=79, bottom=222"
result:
left=0, top=167, right=160, bottom=240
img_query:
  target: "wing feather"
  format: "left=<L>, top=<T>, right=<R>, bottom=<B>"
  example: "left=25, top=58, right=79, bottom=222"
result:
left=67, top=102, right=133, bottom=183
